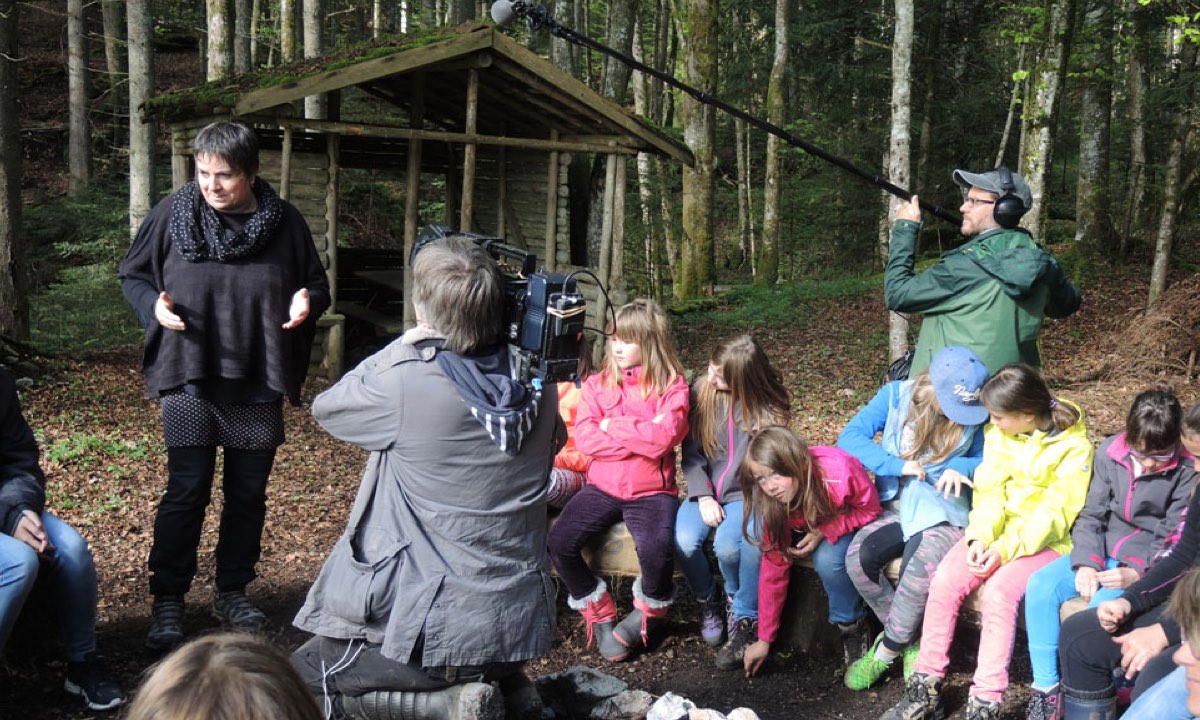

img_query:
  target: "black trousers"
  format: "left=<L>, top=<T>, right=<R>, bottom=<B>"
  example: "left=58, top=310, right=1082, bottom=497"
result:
left=1059, top=604, right=1178, bottom=700
left=148, top=445, right=276, bottom=596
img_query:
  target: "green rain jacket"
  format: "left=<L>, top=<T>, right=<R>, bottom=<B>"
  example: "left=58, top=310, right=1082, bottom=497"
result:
left=885, top=220, right=1081, bottom=375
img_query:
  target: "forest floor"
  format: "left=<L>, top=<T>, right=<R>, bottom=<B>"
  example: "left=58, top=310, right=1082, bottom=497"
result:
left=7, top=1, right=1200, bottom=718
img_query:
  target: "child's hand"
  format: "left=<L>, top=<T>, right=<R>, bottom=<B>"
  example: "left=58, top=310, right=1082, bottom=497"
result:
left=1114, top=624, right=1169, bottom=679
left=698, top=496, right=725, bottom=527
left=743, top=639, right=770, bottom=677
left=1097, top=598, right=1132, bottom=633
left=967, top=544, right=1000, bottom=577
left=902, top=460, right=926, bottom=481
left=1075, top=566, right=1100, bottom=600
left=787, top=528, right=823, bottom=560
left=934, top=469, right=972, bottom=498
left=1097, top=567, right=1139, bottom=589
left=14, top=510, right=54, bottom=559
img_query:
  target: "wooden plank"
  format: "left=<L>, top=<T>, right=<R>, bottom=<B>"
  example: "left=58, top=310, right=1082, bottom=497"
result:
left=235, top=31, right=494, bottom=117
left=279, top=126, right=293, bottom=200
left=338, top=301, right=404, bottom=335
left=460, top=68, right=478, bottom=231
left=544, top=130, right=559, bottom=272
left=402, top=74, right=424, bottom=330
left=326, top=132, right=340, bottom=308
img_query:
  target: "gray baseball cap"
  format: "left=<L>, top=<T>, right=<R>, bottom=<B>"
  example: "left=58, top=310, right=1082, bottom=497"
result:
left=953, top=168, right=1033, bottom=212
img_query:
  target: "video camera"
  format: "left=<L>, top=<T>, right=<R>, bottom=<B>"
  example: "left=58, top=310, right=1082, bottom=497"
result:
left=412, top=224, right=588, bottom=385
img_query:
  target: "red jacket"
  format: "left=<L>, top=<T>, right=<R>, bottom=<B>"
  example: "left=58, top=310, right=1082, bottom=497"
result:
left=574, top=367, right=690, bottom=500
left=757, top=446, right=881, bottom=643
left=553, top=382, right=591, bottom=473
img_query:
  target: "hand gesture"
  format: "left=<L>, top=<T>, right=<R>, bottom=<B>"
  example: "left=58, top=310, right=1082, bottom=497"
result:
left=1096, top=598, right=1132, bottom=633
left=743, top=639, right=770, bottom=677
left=902, top=460, right=926, bottom=481
left=1075, top=566, right=1100, bottom=601
left=14, top=510, right=54, bottom=559
left=787, top=528, right=823, bottom=561
left=896, top=195, right=923, bottom=223
left=155, top=291, right=186, bottom=331
left=1097, top=567, right=1139, bottom=590
left=966, top=541, right=1000, bottom=577
left=698, top=496, right=725, bottom=527
left=1114, top=624, right=1169, bottom=679
left=935, top=469, right=972, bottom=499
left=282, top=288, right=311, bottom=329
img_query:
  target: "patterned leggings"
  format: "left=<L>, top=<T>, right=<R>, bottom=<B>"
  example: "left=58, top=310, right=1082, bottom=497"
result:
left=846, top=509, right=963, bottom=649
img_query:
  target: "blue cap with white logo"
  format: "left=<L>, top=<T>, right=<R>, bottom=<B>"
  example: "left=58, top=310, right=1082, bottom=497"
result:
left=930, top=345, right=991, bottom=426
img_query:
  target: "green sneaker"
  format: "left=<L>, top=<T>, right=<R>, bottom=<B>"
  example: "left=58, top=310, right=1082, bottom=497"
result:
left=845, top=633, right=893, bottom=690
left=902, top=640, right=920, bottom=679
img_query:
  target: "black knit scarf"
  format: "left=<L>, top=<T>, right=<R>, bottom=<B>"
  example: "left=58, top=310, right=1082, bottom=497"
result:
left=171, top=177, right=283, bottom=263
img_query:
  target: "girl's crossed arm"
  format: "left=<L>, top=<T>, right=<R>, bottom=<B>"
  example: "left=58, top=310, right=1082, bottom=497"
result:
left=576, top=376, right=690, bottom=460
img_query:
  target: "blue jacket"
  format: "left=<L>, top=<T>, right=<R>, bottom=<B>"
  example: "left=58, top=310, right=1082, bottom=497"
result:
left=838, top=379, right=984, bottom=539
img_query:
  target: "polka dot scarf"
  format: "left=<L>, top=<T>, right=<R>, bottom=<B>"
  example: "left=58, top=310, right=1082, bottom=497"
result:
left=171, top=177, right=283, bottom=263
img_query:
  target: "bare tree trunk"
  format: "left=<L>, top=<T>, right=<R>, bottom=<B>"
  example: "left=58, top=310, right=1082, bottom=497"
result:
left=995, top=45, right=1024, bottom=167
left=208, top=0, right=233, bottom=80
left=128, top=0, right=155, bottom=235
left=100, top=0, right=126, bottom=167
left=1020, top=0, right=1074, bottom=238
left=677, top=0, right=716, bottom=298
left=0, top=0, right=27, bottom=338
left=250, top=0, right=262, bottom=66
left=1122, top=0, right=1150, bottom=255
left=374, top=0, right=383, bottom=37
left=304, top=0, right=325, bottom=118
left=68, top=0, right=90, bottom=191
left=549, top=0, right=576, bottom=74
left=602, top=0, right=637, bottom=104
left=758, top=0, right=788, bottom=286
left=234, top=0, right=251, bottom=72
left=885, top=0, right=913, bottom=361
left=1074, top=0, right=1114, bottom=251
left=632, top=22, right=659, bottom=298
left=1148, top=41, right=1197, bottom=306
left=281, top=0, right=297, bottom=61
left=735, top=118, right=750, bottom=274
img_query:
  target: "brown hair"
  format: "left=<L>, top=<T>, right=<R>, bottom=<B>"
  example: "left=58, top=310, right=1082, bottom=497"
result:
left=601, top=299, right=684, bottom=397
left=412, top=236, right=503, bottom=355
left=979, top=363, right=1081, bottom=433
left=126, top=633, right=322, bottom=720
left=740, top=426, right=837, bottom=554
left=692, top=335, right=791, bottom=457
left=903, top=372, right=967, bottom=463
left=1126, top=382, right=1182, bottom=452
left=1183, top=400, right=1200, bottom=439
left=1170, top=568, right=1200, bottom=652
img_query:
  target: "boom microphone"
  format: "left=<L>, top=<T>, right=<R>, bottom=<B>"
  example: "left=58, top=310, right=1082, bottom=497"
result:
left=489, top=0, right=962, bottom=226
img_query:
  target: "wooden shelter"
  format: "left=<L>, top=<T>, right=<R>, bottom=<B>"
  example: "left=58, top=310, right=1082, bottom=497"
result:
left=145, top=24, right=692, bottom=379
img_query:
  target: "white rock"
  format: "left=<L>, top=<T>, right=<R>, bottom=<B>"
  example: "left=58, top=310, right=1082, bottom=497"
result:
left=726, top=709, right=761, bottom=720
left=647, top=692, right=697, bottom=720
left=555, top=665, right=629, bottom=699
left=590, top=689, right=657, bottom=720
left=687, top=709, right=727, bottom=720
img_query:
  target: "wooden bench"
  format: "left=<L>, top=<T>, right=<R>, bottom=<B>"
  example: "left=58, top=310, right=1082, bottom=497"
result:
left=573, top=521, right=1088, bottom=653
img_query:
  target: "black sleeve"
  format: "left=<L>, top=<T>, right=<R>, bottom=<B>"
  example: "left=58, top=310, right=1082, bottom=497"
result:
left=119, top=197, right=172, bottom=328
left=0, top=369, right=46, bottom=536
left=1123, top=488, right=1200, bottom=615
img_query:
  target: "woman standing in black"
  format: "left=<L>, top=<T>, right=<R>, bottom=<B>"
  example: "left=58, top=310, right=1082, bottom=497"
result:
left=120, top=121, right=330, bottom=653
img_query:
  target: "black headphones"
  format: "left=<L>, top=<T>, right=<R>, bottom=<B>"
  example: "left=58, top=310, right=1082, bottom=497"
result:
left=993, top=166, right=1025, bottom=229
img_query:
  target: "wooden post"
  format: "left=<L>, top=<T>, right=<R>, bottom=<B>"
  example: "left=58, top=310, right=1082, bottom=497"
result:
left=280, top=125, right=293, bottom=201
left=612, top=154, right=626, bottom=287
left=497, top=143, right=507, bottom=237
left=459, top=68, right=478, bottom=231
left=325, top=132, right=340, bottom=310
left=171, top=129, right=190, bottom=188
left=598, top=153, right=617, bottom=289
left=544, top=129, right=559, bottom=272
left=403, top=74, right=426, bottom=329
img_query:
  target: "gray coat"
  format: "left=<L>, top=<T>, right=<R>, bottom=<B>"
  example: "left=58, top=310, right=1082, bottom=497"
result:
left=293, top=337, right=559, bottom=667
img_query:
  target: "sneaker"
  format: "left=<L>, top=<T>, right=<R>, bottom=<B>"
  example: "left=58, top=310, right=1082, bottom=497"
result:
left=845, top=633, right=893, bottom=690
left=878, top=672, right=945, bottom=720
left=1026, top=687, right=1062, bottom=720
left=965, top=696, right=1001, bottom=720
left=714, top=617, right=758, bottom=671
left=145, top=595, right=185, bottom=652
left=212, top=589, right=267, bottom=633
left=901, top=640, right=920, bottom=679
left=64, top=652, right=127, bottom=711
left=699, top=593, right=726, bottom=647
left=840, top=618, right=872, bottom=668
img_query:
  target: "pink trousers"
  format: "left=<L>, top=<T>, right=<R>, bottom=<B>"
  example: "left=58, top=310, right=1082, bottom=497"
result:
left=913, top=538, right=1059, bottom=704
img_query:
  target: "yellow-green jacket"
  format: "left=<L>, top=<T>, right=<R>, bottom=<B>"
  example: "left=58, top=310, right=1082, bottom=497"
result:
left=964, top=401, right=1094, bottom=563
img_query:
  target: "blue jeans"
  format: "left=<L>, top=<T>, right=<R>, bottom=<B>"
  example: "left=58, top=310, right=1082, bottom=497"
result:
left=1123, top=666, right=1195, bottom=720
left=0, top=513, right=98, bottom=661
left=674, top=499, right=761, bottom=620
left=1025, top=553, right=1124, bottom=687
left=814, top=531, right=864, bottom=625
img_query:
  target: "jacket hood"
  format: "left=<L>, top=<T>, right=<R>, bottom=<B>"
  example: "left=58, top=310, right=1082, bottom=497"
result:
left=960, top=228, right=1057, bottom=300
left=436, top=345, right=541, bottom=456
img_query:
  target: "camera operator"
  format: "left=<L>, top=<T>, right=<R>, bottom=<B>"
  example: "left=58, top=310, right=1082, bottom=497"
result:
left=291, top=236, right=562, bottom=720
left=884, top=168, right=1081, bottom=376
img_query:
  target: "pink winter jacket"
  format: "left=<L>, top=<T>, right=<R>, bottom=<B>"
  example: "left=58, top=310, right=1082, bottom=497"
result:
left=757, top=446, right=881, bottom=644
left=574, top=367, right=690, bottom=500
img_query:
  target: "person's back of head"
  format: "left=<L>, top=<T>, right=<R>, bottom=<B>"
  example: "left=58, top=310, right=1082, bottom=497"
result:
left=411, top=235, right=503, bottom=355
left=1125, top=382, right=1182, bottom=453
left=126, top=633, right=322, bottom=720
left=980, top=363, right=1080, bottom=433
left=193, top=122, right=260, bottom=177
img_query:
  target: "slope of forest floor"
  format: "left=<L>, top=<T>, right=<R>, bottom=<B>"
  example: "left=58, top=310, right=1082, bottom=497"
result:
left=2, top=258, right=1198, bottom=720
